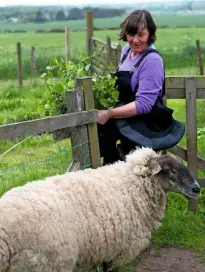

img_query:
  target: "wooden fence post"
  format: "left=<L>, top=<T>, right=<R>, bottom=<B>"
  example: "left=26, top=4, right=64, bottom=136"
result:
left=66, top=89, right=90, bottom=171
left=17, top=42, right=23, bottom=87
left=86, top=11, right=93, bottom=57
left=185, top=77, right=198, bottom=211
left=106, top=36, right=112, bottom=63
left=65, top=27, right=70, bottom=63
left=196, top=40, right=204, bottom=75
left=106, top=36, right=112, bottom=72
left=31, top=46, right=36, bottom=77
left=161, top=94, right=168, bottom=155
left=116, top=43, right=122, bottom=63
left=76, top=77, right=101, bottom=169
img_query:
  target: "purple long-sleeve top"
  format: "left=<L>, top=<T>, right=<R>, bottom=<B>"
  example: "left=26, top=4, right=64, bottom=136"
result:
left=118, top=44, right=164, bottom=115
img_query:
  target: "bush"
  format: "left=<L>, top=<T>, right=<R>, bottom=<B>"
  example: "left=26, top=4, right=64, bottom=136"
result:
left=40, top=54, right=118, bottom=116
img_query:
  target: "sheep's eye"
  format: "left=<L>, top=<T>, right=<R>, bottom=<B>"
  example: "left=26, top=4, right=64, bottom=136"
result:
left=172, top=170, right=178, bottom=175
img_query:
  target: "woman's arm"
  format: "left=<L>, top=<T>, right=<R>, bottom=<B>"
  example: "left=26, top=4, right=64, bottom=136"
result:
left=134, top=55, right=164, bottom=115
left=98, top=102, right=137, bottom=125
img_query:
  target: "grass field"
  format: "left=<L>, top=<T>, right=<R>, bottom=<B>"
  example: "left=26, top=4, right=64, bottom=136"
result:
left=1, top=13, right=205, bottom=33
left=1, top=27, right=205, bottom=51
left=1, top=26, right=205, bottom=79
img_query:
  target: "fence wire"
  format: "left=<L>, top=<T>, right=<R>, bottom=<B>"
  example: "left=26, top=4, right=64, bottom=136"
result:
left=0, top=43, right=204, bottom=80
left=0, top=45, right=84, bottom=80
left=0, top=138, right=90, bottom=197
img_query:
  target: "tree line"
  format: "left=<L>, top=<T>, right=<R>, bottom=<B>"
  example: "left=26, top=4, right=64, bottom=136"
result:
left=0, top=1, right=204, bottom=23
left=0, top=6, right=126, bottom=23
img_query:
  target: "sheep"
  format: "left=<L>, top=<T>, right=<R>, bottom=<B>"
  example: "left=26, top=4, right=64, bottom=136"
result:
left=0, top=148, right=200, bottom=272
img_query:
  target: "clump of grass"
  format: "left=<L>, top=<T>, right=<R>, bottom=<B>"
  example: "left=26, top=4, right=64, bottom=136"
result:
left=0, top=134, right=74, bottom=196
left=152, top=192, right=205, bottom=252
left=0, top=82, right=45, bottom=124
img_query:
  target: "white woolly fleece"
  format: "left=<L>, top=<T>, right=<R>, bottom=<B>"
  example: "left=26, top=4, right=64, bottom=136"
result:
left=0, top=148, right=166, bottom=272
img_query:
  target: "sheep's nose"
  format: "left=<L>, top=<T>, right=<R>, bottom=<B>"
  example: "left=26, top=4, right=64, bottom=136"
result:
left=192, top=186, right=200, bottom=194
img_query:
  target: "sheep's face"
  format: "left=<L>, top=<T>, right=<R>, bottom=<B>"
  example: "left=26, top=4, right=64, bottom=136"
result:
left=147, top=155, right=200, bottom=199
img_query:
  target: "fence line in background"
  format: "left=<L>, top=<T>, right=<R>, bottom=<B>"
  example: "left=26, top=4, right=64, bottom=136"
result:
left=86, top=12, right=121, bottom=74
left=31, top=46, right=36, bottom=76
left=17, top=42, right=23, bottom=86
left=86, top=12, right=204, bottom=76
left=65, top=27, right=70, bottom=63
left=196, top=39, right=204, bottom=75
left=86, top=11, right=94, bottom=57
left=15, top=28, right=72, bottom=86
left=2, top=11, right=205, bottom=85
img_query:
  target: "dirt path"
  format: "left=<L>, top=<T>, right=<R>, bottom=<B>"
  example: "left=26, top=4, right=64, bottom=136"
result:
left=136, top=247, right=205, bottom=272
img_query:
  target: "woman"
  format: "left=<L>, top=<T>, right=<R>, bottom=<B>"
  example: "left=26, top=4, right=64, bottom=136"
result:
left=98, top=9, right=185, bottom=165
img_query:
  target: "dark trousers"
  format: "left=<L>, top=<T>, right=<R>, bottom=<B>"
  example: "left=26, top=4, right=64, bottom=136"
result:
left=98, top=119, right=136, bottom=165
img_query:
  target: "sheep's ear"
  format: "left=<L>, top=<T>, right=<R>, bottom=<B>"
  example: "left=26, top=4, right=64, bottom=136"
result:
left=147, top=158, right=162, bottom=176
left=170, top=154, right=184, bottom=164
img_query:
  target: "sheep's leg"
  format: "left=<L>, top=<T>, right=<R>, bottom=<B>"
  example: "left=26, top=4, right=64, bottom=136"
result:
left=102, top=262, right=119, bottom=272
left=103, top=262, right=109, bottom=272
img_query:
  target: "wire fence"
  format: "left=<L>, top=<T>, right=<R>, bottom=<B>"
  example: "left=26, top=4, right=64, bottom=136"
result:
left=0, top=45, right=85, bottom=80
left=0, top=38, right=205, bottom=80
left=0, top=134, right=90, bottom=197
left=0, top=43, right=204, bottom=81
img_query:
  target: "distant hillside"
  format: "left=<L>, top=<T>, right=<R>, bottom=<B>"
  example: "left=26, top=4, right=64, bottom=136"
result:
left=0, top=6, right=126, bottom=23
left=1, top=13, right=205, bottom=33
left=1, top=1, right=205, bottom=23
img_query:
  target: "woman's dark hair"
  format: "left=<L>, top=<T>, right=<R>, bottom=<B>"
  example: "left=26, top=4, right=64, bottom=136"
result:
left=119, top=9, right=157, bottom=45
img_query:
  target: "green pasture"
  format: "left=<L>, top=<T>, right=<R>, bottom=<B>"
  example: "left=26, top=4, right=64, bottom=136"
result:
left=1, top=13, right=205, bottom=33
left=1, top=27, right=205, bottom=51
left=0, top=26, right=205, bottom=79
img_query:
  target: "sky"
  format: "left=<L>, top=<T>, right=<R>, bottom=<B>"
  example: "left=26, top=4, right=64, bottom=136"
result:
left=0, top=0, right=186, bottom=7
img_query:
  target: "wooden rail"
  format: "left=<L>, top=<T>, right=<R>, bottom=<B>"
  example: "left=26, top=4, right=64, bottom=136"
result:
left=164, top=76, right=205, bottom=211
left=87, top=11, right=121, bottom=75
left=0, top=77, right=101, bottom=172
left=0, top=110, right=97, bottom=141
left=166, top=76, right=205, bottom=98
left=90, top=36, right=121, bottom=75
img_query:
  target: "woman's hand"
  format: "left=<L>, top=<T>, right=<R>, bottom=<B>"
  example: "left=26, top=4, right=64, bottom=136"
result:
left=98, top=110, right=112, bottom=125
left=98, top=102, right=137, bottom=124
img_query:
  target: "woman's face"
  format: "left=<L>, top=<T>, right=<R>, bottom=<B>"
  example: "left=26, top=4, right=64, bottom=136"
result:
left=126, top=25, right=150, bottom=55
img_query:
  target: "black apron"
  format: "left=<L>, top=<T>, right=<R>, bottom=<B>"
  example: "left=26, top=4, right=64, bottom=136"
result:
left=114, top=48, right=185, bottom=151
left=98, top=48, right=185, bottom=164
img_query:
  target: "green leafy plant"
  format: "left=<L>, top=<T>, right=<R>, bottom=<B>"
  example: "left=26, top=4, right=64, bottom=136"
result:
left=41, top=55, right=90, bottom=116
left=92, top=72, right=118, bottom=109
left=41, top=54, right=118, bottom=116
left=197, top=127, right=205, bottom=140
